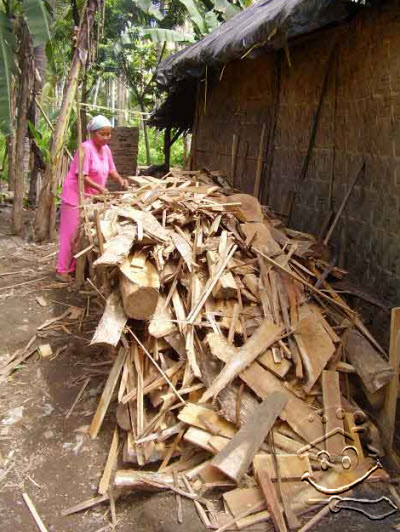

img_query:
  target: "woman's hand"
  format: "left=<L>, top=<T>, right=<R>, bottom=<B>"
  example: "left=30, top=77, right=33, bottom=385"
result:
left=120, top=178, right=129, bottom=189
left=98, top=186, right=108, bottom=195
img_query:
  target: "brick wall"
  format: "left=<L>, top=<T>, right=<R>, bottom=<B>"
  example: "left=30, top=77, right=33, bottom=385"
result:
left=193, top=3, right=400, bottom=303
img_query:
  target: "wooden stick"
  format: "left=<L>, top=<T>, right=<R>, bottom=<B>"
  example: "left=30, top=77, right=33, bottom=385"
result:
left=254, top=248, right=355, bottom=316
left=99, top=427, right=119, bottom=495
left=323, top=162, right=365, bottom=245
left=215, top=501, right=266, bottom=532
left=22, top=493, right=49, bottom=532
left=231, top=133, right=239, bottom=187
left=94, top=209, right=105, bottom=255
left=62, top=493, right=110, bottom=516
left=0, top=275, right=48, bottom=292
left=66, top=377, right=90, bottom=419
left=89, top=347, right=128, bottom=439
left=382, top=307, right=400, bottom=451
left=187, top=244, right=237, bottom=324
left=73, top=243, right=94, bottom=259
left=297, top=499, right=339, bottom=532
left=127, top=327, right=186, bottom=405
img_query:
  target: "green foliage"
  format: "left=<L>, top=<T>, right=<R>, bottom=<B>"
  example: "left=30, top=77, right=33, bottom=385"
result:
left=137, top=127, right=184, bottom=167
left=22, top=0, right=52, bottom=46
left=0, top=13, right=16, bottom=135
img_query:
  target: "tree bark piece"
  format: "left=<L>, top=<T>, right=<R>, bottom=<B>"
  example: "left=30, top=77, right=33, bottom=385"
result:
left=91, top=291, right=128, bottom=347
left=210, top=391, right=288, bottom=483
left=200, top=321, right=284, bottom=403
left=344, top=329, right=394, bottom=394
left=89, top=348, right=127, bottom=439
left=119, top=251, right=160, bottom=320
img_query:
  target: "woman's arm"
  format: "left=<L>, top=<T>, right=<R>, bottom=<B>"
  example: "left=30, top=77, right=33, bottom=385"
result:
left=84, top=175, right=107, bottom=194
left=109, top=169, right=129, bottom=189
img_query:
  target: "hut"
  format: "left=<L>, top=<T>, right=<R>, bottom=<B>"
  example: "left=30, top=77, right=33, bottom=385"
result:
left=152, top=0, right=400, bottom=304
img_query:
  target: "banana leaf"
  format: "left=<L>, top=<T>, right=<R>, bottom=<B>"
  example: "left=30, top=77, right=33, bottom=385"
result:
left=0, top=12, right=16, bottom=134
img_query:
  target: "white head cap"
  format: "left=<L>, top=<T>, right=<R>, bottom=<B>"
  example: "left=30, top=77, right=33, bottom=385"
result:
left=87, top=115, right=113, bottom=132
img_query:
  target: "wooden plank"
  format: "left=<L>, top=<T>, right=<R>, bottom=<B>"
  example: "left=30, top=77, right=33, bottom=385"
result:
left=294, top=304, right=335, bottom=393
left=228, top=194, right=263, bottom=223
left=178, top=403, right=236, bottom=438
left=241, top=222, right=281, bottom=255
left=211, top=392, right=287, bottom=482
left=253, top=454, right=311, bottom=481
left=382, top=307, right=400, bottom=451
left=207, top=331, right=324, bottom=444
left=255, top=468, right=287, bottom=532
left=201, top=321, right=284, bottom=403
left=89, top=348, right=127, bottom=439
left=257, top=350, right=291, bottom=379
left=148, top=296, right=176, bottom=339
left=240, top=363, right=323, bottom=445
left=183, top=426, right=230, bottom=454
left=322, top=370, right=345, bottom=457
left=99, top=427, right=119, bottom=495
left=90, top=291, right=128, bottom=347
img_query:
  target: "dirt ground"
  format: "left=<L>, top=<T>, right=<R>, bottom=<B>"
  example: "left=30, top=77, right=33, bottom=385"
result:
left=0, top=203, right=400, bottom=532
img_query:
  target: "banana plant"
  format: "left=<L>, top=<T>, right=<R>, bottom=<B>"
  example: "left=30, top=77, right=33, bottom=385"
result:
left=0, top=0, right=51, bottom=134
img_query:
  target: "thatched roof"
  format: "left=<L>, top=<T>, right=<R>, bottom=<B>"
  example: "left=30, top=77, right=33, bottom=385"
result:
left=151, top=0, right=362, bottom=130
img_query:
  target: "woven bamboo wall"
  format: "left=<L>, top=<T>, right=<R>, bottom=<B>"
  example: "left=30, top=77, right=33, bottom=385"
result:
left=193, top=3, right=400, bottom=302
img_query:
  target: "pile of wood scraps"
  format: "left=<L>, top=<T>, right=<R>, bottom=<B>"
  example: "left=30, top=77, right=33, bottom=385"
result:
left=70, top=169, right=397, bottom=530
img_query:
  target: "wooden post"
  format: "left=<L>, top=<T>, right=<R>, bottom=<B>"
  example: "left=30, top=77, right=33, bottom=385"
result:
left=231, top=133, right=239, bottom=187
left=253, top=123, right=266, bottom=200
left=382, top=307, right=400, bottom=452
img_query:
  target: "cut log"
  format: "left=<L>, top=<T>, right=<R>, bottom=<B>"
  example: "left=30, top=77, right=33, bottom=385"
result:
left=94, top=225, right=137, bottom=267
left=201, top=321, right=284, bottom=403
left=119, top=252, right=160, bottom=320
left=210, top=391, right=288, bottom=482
left=90, top=291, right=128, bottom=347
left=344, top=329, right=394, bottom=394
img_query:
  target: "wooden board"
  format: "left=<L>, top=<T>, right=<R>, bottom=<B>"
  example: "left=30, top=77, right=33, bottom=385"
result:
left=240, top=222, right=281, bottom=255
left=178, top=403, right=236, bottom=438
left=210, top=391, right=287, bottom=482
left=201, top=321, right=284, bottom=402
left=257, top=350, right=291, bottom=379
left=294, top=304, right=335, bottom=393
left=253, top=453, right=312, bottom=481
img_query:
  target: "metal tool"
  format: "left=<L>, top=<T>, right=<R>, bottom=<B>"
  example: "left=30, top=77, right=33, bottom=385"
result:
left=301, top=460, right=382, bottom=494
left=309, top=495, right=398, bottom=521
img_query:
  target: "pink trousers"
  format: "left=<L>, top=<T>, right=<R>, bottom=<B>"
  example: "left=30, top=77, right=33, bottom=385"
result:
left=56, top=202, right=80, bottom=274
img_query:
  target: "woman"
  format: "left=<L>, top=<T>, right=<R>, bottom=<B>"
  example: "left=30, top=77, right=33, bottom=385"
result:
left=56, top=115, right=128, bottom=282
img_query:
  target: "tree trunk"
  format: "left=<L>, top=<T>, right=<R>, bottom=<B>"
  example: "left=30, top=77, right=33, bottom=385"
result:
left=163, top=127, right=171, bottom=171
left=12, top=21, right=34, bottom=235
left=34, top=0, right=98, bottom=241
left=8, top=135, right=15, bottom=191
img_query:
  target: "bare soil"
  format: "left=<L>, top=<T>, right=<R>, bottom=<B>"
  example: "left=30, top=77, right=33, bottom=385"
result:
left=0, top=204, right=399, bottom=532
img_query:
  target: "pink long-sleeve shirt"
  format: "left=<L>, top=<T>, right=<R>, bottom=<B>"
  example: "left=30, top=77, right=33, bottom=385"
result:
left=61, top=139, right=116, bottom=206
